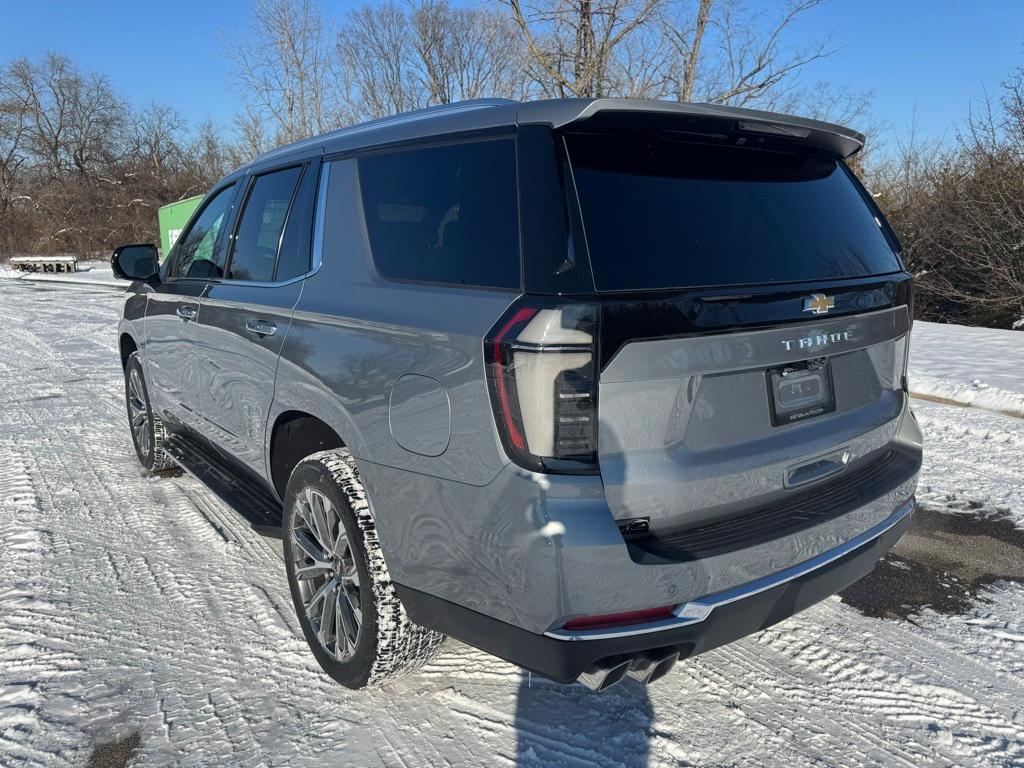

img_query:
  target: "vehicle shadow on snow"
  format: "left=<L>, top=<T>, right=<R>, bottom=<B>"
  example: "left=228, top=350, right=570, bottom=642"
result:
left=514, top=671, right=653, bottom=766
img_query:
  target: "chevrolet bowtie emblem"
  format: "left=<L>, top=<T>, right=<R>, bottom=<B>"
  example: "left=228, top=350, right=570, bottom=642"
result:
left=803, top=293, right=835, bottom=315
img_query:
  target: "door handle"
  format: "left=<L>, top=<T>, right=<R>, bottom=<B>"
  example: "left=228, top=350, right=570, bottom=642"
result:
left=245, top=318, right=277, bottom=337
left=176, top=304, right=198, bottom=321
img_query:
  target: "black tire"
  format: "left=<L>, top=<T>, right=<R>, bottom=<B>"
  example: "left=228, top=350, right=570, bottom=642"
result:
left=124, top=352, right=175, bottom=472
left=283, top=449, right=445, bottom=689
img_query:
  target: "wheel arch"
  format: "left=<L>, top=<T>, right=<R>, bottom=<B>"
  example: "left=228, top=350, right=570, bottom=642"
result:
left=119, top=332, right=139, bottom=369
left=268, top=410, right=347, bottom=500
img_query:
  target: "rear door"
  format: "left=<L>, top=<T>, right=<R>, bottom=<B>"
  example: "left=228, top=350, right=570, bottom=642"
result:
left=563, top=131, right=911, bottom=532
left=144, top=182, right=237, bottom=428
left=193, top=158, right=320, bottom=476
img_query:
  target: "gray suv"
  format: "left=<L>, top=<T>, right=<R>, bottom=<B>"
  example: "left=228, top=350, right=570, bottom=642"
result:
left=113, top=98, right=921, bottom=692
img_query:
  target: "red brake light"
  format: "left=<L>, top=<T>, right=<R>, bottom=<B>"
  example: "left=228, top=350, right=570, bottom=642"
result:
left=562, top=605, right=677, bottom=631
left=491, top=306, right=538, bottom=452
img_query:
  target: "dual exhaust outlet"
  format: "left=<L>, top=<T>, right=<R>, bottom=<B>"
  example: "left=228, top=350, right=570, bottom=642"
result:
left=576, top=648, right=680, bottom=692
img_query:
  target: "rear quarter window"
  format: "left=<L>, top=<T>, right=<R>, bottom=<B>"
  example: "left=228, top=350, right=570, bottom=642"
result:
left=566, top=133, right=902, bottom=292
left=356, top=138, right=520, bottom=290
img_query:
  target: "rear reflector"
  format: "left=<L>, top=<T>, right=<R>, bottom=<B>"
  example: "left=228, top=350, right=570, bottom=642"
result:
left=562, top=605, right=677, bottom=631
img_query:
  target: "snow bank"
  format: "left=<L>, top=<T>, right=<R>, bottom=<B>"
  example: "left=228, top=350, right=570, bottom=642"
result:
left=0, top=259, right=123, bottom=289
left=910, top=320, right=1024, bottom=418
left=909, top=373, right=1024, bottom=419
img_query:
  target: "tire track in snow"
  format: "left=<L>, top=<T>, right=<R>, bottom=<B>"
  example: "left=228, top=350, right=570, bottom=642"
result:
left=751, top=608, right=1024, bottom=766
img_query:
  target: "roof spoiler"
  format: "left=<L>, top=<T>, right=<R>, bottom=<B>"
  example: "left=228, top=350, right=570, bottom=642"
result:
left=517, top=98, right=865, bottom=159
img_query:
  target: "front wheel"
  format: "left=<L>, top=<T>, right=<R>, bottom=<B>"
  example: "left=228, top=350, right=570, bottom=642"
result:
left=124, top=352, right=175, bottom=472
left=283, top=449, right=445, bottom=688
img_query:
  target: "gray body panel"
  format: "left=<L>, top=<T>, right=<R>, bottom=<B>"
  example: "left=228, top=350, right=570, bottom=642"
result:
left=599, top=307, right=910, bottom=529
left=195, top=280, right=302, bottom=475
left=142, top=282, right=207, bottom=430
left=270, top=158, right=515, bottom=487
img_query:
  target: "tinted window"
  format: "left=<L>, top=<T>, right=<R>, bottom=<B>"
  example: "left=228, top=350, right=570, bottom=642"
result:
left=357, top=139, right=519, bottom=289
left=228, top=166, right=302, bottom=282
left=171, top=184, right=235, bottom=279
left=567, top=133, right=902, bottom=291
left=275, top=164, right=318, bottom=281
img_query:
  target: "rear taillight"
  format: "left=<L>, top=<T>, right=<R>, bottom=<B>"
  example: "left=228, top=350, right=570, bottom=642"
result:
left=562, top=605, right=677, bottom=631
left=485, top=300, right=599, bottom=473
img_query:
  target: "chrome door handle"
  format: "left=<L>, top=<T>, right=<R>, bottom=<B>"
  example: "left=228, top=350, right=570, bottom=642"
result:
left=245, top=318, right=277, bottom=337
left=176, top=304, right=198, bottom=321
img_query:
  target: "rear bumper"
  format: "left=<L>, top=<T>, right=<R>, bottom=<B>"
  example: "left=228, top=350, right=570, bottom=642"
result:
left=396, top=498, right=914, bottom=683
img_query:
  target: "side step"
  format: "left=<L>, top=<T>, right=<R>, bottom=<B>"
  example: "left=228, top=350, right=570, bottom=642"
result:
left=164, top=432, right=284, bottom=537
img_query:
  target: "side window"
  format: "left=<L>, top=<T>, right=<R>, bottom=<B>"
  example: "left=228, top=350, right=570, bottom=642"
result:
left=275, top=163, right=319, bottom=281
left=227, top=166, right=303, bottom=282
left=357, top=139, right=520, bottom=289
left=170, top=184, right=236, bottom=279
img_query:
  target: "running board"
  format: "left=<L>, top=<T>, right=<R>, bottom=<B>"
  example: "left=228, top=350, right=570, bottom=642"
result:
left=164, top=432, right=284, bottom=537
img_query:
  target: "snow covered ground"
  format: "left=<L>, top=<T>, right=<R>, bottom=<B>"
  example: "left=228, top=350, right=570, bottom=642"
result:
left=910, top=320, right=1024, bottom=418
left=0, top=281, right=1022, bottom=767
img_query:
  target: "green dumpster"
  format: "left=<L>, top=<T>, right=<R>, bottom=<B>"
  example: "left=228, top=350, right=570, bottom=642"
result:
left=157, top=195, right=203, bottom=260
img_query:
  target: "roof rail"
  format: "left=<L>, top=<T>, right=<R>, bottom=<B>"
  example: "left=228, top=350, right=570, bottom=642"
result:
left=253, top=98, right=519, bottom=164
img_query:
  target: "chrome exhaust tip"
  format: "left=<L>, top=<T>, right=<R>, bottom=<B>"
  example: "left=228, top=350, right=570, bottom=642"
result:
left=626, top=649, right=680, bottom=685
left=577, top=657, right=633, bottom=691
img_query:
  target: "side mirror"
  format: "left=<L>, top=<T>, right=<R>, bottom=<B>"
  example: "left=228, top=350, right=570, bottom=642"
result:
left=111, top=243, right=160, bottom=282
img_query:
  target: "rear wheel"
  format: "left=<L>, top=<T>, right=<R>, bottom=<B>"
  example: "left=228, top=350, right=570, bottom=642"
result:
left=124, top=352, right=175, bottom=472
left=283, top=449, right=445, bottom=688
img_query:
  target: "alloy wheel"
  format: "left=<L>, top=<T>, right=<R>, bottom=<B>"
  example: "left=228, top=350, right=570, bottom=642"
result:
left=291, top=488, right=362, bottom=661
left=128, top=368, right=151, bottom=456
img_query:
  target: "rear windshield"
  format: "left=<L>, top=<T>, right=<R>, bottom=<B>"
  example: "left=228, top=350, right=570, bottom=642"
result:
left=565, top=133, right=901, bottom=292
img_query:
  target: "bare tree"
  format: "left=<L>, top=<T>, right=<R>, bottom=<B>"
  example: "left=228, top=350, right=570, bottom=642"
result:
left=579, top=10, right=674, bottom=98
left=7, top=53, right=124, bottom=180
left=502, top=0, right=837, bottom=105
left=664, top=0, right=835, bottom=106
left=186, top=119, right=236, bottom=187
left=127, top=103, right=187, bottom=194
left=0, top=53, right=232, bottom=258
left=337, top=1, right=531, bottom=121
left=0, top=54, right=127, bottom=253
left=338, top=2, right=420, bottom=119
left=412, top=1, right=531, bottom=103
left=228, top=0, right=339, bottom=150
left=869, top=75, right=1024, bottom=329
left=664, top=0, right=711, bottom=101
left=233, top=106, right=273, bottom=160
left=502, top=0, right=662, bottom=97
left=0, top=65, right=30, bottom=221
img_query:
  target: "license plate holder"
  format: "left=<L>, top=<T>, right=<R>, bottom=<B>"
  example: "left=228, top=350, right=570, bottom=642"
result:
left=766, top=359, right=836, bottom=426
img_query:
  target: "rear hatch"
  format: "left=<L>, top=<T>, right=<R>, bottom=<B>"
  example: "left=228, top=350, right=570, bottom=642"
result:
left=563, top=129, right=912, bottom=534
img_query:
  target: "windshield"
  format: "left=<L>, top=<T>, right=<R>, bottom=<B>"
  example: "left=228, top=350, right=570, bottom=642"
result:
left=565, top=132, right=901, bottom=292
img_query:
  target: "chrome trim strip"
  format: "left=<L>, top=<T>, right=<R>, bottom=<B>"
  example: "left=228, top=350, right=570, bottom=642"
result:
left=311, top=160, right=330, bottom=274
left=164, top=162, right=331, bottom=290
left=508, top=342, right=591, bottom=353
left=545, top=498, right=915, bottom=642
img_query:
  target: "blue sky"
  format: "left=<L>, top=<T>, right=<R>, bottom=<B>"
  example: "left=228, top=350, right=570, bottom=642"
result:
left=1, top=0, right=1021, bottom=149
